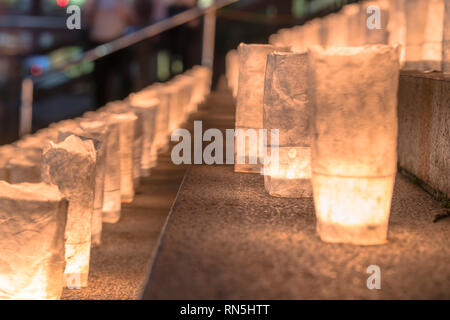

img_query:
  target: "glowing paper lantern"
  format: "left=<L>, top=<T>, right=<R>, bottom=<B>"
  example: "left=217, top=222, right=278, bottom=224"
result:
left=0, top=155, right=8, bottom=181
left=268, top=28, right=293, bottom=48
left=343, top=3, right=365, bottom=47
left=191, top=65, right=212, bottom=101
left=112, top=113, right=137, bottom=203
left=78, top=120, right=109, bottom=245
left=422, top=0, right=445, bottom=71
left=7, top=147, right=41, bottom=183
left=82, top=111, right=122, bottom=223
left=388, top=0, right=407, bottom=66
left=225, top=49, right=239, bottom=97
left=0, top=182, right=67, bottom=299
left=137, top=83, right=171, bottom=152
left=363, top=0, right=390, bottom=45
left=444, top=0, right=450, bottom=73
left=102, top=102, right=142, bottom=189
left=173, top=74, right=195, bottom=122
left=323, top=13, right=348, bottom=48
left=308, top=45, right=400, bottom=245
left=0, top=145, right=16, bottom=182
left=41, top=135, right=96, bottom=287
left=263, top=52, right=312, bottom=198
left=235, top=43, right=289, bottom=173
left=58, top=122, right=108, bottom=247
left=166, top=81, right=184, bottom=134
left=302, top=19, right=323, bottom=49
left=128, top=94, right=159, bottom=176
left=404, top=0, right=429, bottom=70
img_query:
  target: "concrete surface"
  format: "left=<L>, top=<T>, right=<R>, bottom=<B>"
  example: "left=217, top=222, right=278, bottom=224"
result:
left=398, top=71, right=450, bottom=199
left=143, top=165, right=450, bottom=300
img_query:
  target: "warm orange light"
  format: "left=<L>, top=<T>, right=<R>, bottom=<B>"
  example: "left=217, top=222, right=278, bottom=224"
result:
left=225, top=49, right=239, bottom=97
left=82, top=112, right=122, bottom=224
left=0, top=182, right=67, bottom=299
left=308, top=45, right=400, bottom=245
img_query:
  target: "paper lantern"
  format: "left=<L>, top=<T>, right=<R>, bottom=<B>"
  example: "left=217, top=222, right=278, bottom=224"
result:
left=268, top=28, right=293, bottom=48
left=0, top=182, right=67, bottom=299
left=58, top=122, right=108, bottom=247
left=128, top=94, right=159, bottom=176
left=6, top=147, right=41, bottom=184
left=404, top=0, right=429, bottom=70
left=343, top=3, right=365, bottom=47
left=41, top=135, right=96, bottom=287
left=110, top=112, right=136, bottom=204
left=235, top=43, right=289, bottom=173
left=444, top=0, right=450, bottom=73
left=0, top=154, right=9, bottom=181
left=263, top=52, right=312, bottom=198
left=78, top=120, right=109, bottom=245
left=0, top=145, right=16, bottom=182
left=191, top=65, right=212, bottom=102
left=102, top=102, right=142, bottom=189
left=82, top=112, right=122, bottom=224
left=226, top=50, right=239, bottom=97
left=137, top=83, right=171, bottom=153
left=362, top=0, right=390, bottom=45
left=174, top=74, right=195, bottom=121
left=388, top=0, right=407, bottom=66
left=166, top=81, right=184, bottom=134
left=423, top=0, right=445, bottom=71
left=183, top=70, right=203, bottom=114
left=308, top=45, right=400, bottom=245
left=302, top=19, right=323, bottom=49
left=323, top=13, right=348, bottom=48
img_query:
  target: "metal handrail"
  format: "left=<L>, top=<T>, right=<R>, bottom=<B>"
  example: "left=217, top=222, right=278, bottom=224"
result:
left=31, top=0, right=238, bottom=83
left=19, top=0, right=238, bottom=137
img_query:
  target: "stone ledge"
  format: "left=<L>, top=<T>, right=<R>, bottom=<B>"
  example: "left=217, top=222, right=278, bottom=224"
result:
left=398, top=71, right=450, bottom=200
left=142, top=165, right=450, bottom=300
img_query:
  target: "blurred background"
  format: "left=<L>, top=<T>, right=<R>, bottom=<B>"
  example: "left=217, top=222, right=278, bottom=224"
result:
left=0, top=0, right=355, bottom=145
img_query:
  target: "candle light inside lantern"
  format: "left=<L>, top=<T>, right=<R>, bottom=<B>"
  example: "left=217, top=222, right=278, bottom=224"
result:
left=308, top=45, right=400, bottom=245
left=0, top=182, right=67, bottom=299
left=263, top=51, right=312, bottom=198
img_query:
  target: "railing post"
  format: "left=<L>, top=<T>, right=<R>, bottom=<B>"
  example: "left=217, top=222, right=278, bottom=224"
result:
left=19, top=77, right=33, bottom=137
left=201, top=10, right=217, bottom=68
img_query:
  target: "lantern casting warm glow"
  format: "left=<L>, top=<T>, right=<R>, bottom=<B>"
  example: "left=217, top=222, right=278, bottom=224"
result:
left=308, top=45, right=400, bottom=245
left=41, top=135, right=97, bottom=286
left=0, top=182, right=67, bottom=299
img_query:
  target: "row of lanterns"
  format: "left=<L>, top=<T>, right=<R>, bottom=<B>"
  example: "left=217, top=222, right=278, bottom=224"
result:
left=224, top=0, right=434, bottom=247
left=266, top=0, right=450, bottom=73
left=0, top=66, right=211, bottom=299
